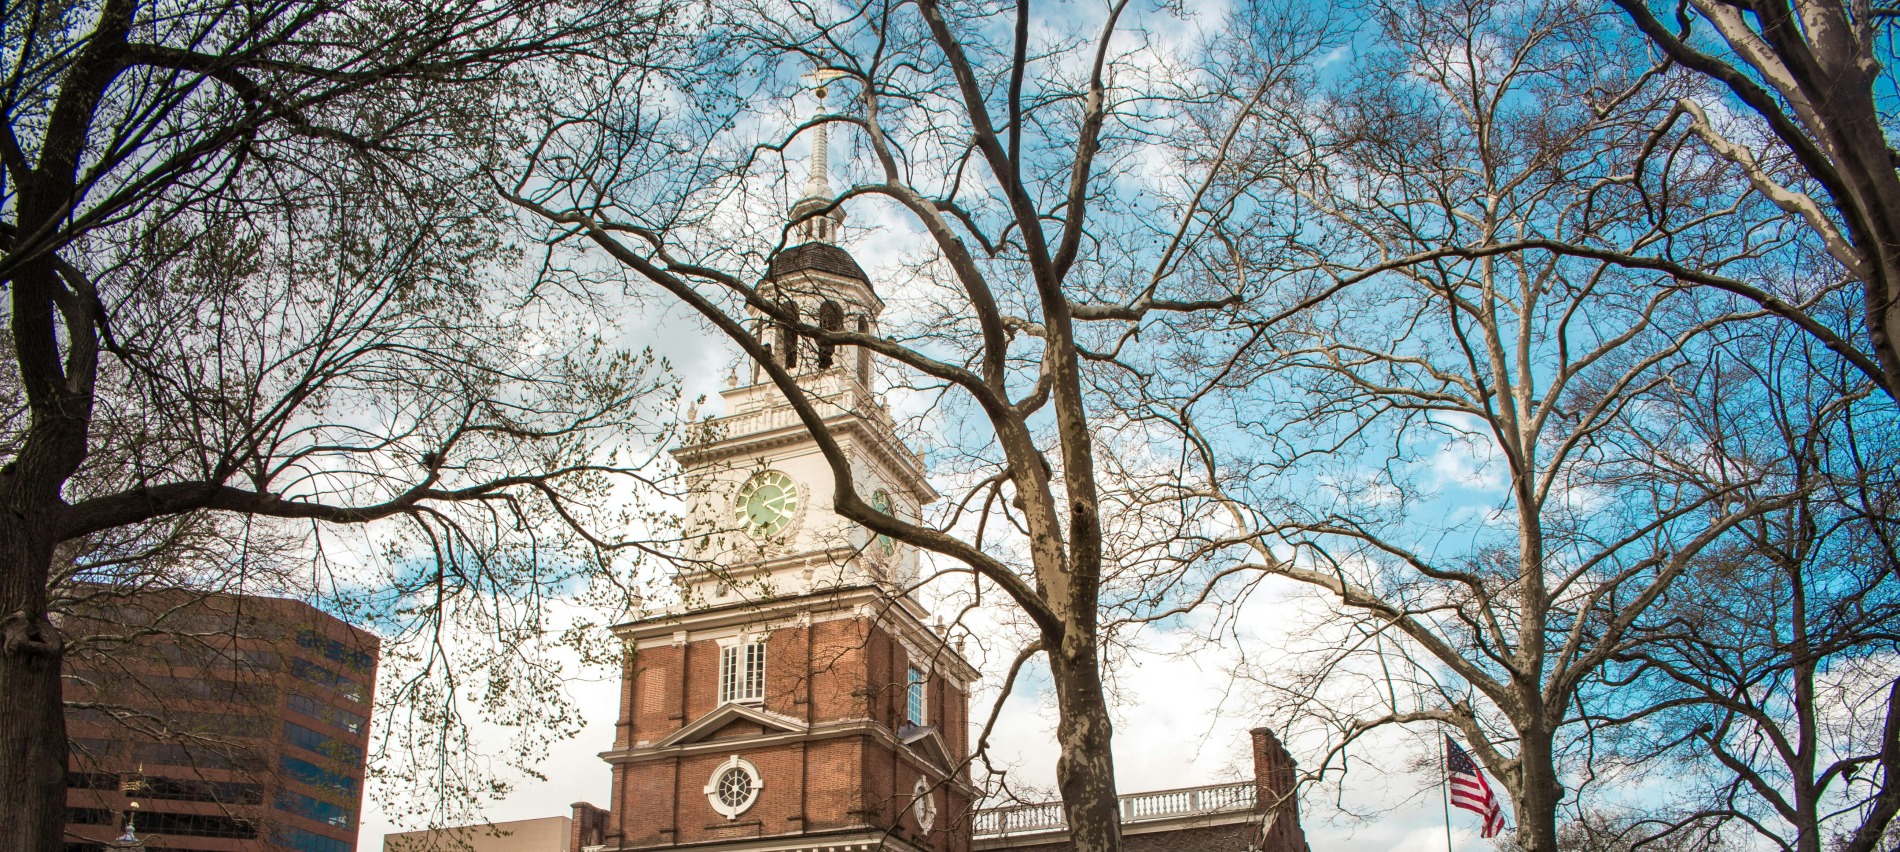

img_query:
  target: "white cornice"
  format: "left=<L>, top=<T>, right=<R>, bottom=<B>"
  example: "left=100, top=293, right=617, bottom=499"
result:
left=653, top=702, right=809, bottom=749
left=607, top=717, right=980, bottom=799
left=615, top=586, right=977, bottom=684
left=674, top=412, right=936, bottom=504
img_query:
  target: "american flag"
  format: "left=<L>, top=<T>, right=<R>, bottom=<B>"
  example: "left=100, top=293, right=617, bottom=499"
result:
left=1446, top=736, right=1507, bottom=838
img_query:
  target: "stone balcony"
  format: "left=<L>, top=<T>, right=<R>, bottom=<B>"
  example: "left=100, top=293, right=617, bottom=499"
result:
left=972, top=780, right=1258, bottom=840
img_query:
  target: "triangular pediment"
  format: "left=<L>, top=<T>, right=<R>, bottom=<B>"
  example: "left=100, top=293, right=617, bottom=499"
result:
left=897, top=723, right=954, bottom=770
left=656, top=702, right=808, bottom=748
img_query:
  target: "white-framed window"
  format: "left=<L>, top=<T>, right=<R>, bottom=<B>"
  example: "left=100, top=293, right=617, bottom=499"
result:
left=905, top=665, right=927, bottom=726
left=704, top=754, right=762, bottom=819
left=720, top=639, right=766, bottom=704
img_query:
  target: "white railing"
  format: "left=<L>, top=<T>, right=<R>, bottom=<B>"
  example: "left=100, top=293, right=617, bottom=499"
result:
left=972, top=781, right=1256, bottom=837
left=692, top=369, right=909, bottom=456
left=972, top=801, right=1067, bottom=836
left=1120, top=781, right=1255, bottom=820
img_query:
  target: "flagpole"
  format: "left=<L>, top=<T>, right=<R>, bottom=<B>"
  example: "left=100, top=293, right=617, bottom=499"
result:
left=1442, top=735, right=1455, bottom=852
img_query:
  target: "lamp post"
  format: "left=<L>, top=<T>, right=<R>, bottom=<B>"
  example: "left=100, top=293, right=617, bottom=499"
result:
left=110, top=801, right=144, bottom=852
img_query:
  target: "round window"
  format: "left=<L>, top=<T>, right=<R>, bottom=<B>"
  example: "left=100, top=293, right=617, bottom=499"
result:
left=912, top=777, right=938, bottom=832
left=736, top=471, right=799, bottom=538
left=704, top=755, right=762, bottom=819
left=715, top=768, right=751, bottom=807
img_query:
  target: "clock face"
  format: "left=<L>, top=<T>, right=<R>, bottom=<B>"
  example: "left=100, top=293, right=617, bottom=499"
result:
left=737, top=471, right=799, bottom=537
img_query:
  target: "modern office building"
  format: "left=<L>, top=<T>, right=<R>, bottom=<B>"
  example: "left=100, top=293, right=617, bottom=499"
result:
left=59, top=588, right=378, bottom=852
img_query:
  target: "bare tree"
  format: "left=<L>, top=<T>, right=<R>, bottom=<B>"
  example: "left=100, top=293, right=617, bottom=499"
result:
left=1584, top=327, right=1900, bottom=852
left=0, top=0, right=681, bottom=847
left=1150, top=1, right=1824, bottom=849
left=1552, top=809, right=1729, bottom=851
left=1600, top=0, right=1900, bottom=400
left=507, top=0, right=1343, bottom=847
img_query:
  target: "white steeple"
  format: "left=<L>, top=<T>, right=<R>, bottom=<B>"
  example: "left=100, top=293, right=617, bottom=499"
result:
left=790, top=70, right=848, bottom=244
left=802, top=106, right=832, bottom=200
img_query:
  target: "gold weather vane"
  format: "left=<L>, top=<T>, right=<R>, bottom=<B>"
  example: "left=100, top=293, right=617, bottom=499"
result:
left=790, top=69, right=850, bottom=244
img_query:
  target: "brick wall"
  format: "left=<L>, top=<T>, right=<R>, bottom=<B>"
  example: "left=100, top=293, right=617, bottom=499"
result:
left=568, top=802, right=609, bottom=852
left=611, top=609, right=972, bottom=851
left=1251, top=727, right=1308, bottom=852
left=811, top=619, right=871, bottom=721
left=992, top=823, right=1256, bottom=852
left=609, top=616, right=1296, bottom=852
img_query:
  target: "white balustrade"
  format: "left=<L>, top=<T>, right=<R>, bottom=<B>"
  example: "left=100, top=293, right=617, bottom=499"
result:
left=693, top=368, right=908, bottom=457
left=972, top=781, right=1256, bottom=838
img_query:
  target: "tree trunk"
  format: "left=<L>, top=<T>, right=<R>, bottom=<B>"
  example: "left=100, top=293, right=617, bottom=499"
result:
left=4, top=197, right=97, bottom=852
left=1751, top=2, right=1900, bottom=397
left=1732, top=0, right=1900, bottom=398
left=1789, top=558, right=1824, bottom=852
left=1513, top=726, right=1561, bottom=852
left=1049, top=639, right=1121, bottom=852
left=0, top=513, right=68, bottom=852
left=1799, top=30, right=1900, bottom=398
left=1834, top=120, right=1900, bottom=398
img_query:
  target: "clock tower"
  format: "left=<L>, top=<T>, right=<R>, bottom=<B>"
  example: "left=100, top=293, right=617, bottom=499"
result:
left=570, top=82, right=979, bottom=852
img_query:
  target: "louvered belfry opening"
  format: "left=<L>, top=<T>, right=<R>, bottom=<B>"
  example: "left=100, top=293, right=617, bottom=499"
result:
left=777, top=299, right=799, bottom=368
left=816, top=300, right=843, bottom=368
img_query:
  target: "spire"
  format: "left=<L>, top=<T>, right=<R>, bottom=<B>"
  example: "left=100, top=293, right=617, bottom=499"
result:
left=791, top=70, right=849, bottom=245
left=803, top=104, right=832, bottom=200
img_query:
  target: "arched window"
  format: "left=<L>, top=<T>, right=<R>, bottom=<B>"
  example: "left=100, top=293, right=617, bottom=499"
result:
left=778, top=300, right=799, bottom=369
left=856, top=317, right=873, bottom=380
left=817, top=301, right=843, bottom=369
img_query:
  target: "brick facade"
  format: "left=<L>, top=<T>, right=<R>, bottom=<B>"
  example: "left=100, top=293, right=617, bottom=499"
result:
left=582, top=588, right=976, bottom=852
left=581, top=620, right=1311, bottom=852
left=992, top=823, right=1257, bottom=852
